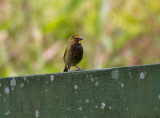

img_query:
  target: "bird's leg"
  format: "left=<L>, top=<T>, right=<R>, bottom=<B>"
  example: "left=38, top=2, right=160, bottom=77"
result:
left=66, top=65, right=70, bottom=71
left=75, top=66, right=84, bottom=71
left=67, top=65, right=73, bottom=72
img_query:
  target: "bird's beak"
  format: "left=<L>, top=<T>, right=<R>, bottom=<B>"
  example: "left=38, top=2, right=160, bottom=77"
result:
left=79, top=37, right=83, bottom=44
left=79, top=36, right=83, bottom=40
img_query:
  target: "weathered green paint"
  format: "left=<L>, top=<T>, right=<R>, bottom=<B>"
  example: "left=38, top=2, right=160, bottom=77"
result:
left=0, top=64, right=160, bottom=118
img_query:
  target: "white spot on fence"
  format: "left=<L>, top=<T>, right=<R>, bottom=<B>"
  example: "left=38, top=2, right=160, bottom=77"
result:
left=10, top=79, right=16, bottom=87
left=101, top=102, right=106, bottom=109
left=78, top=106, right=82, bottom=111
left=24, top=77, right=26, bottom=81
left=109, top=106, right=112, bottom=110
left=35, top=110, right=39, bottom=117
left=158, top=95, right=160, bottom=100
left=111, top=69, right=119, bottom=79
left=140, top=72, right=146, bottom=79
left=74, top=85, right=78, bottom=89
left=91, top=78, right=94, bottom=82
left=121, top=82, right=124, bottom=88
left=95, top=82, right=98, bottom=86
left=85, top=99, right=89, bottom=103
left=50, top=75, right=54, bottom=81
left=4, top=98, right=6, bottom=102
left=20, top=83, right=24, bottom=87
left=5, top=110, right=10, bottom=116
left=129, top=72, right=132, bottom=78
left=95, top=106, right=98, bottom=108
left=12, top=87, right=14, bottom=91
left=4, top=87, right=10, bottom=94
left=86, top=74, right=89, bottom=77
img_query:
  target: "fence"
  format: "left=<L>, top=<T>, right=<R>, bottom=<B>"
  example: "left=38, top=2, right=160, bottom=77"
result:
left=0, top=64, right=160, bottom=118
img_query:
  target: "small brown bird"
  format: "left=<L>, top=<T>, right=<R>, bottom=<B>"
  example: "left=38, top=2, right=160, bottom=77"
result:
left=63, top=35, right=83, bottom=72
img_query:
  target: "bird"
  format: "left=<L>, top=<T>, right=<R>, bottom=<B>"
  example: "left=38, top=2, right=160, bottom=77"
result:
left=63, top=35, right=83, bottom=72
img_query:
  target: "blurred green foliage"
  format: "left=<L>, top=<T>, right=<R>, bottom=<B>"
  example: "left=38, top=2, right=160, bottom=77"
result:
left=0, top=0, right=160, bottom=77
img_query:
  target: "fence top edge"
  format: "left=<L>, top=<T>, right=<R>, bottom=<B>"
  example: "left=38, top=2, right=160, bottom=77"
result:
left=0, top=63, right=160, bottom=79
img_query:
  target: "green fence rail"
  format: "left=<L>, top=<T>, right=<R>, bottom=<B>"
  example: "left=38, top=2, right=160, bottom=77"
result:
left=0, top=64, right=160, bottom=118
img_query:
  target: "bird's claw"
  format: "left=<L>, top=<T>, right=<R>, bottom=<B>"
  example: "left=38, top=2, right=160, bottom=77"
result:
left=68, top=70, right=74, bottom=72
left=76, top=69, right=85, bottom=71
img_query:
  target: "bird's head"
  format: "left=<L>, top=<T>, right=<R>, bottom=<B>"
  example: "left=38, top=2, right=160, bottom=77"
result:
left=68, top=35, right=83, bottom=45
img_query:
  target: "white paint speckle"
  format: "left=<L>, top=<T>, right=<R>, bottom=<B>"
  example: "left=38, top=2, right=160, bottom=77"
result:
left=140, top=72, right=146, bottom=79
left=95, top=82, right=99, bottom=86
left=5, top=110, right=10, bottom=116
left=121, top=82, right=124, bottom=88
left=78, top=106, right=82, bottom=111
left=129, top=72, right=132, bottom=78
left=0, top=83, right=1, bottom=87
left=12, top=86, right=14, bottom=91
left=85, top=99, right=89, bottom=103
left=91, top=78, right=94, bottom=82
left=95, top=106, right=98, bottom=108
left=4, top=87, right=10, bottom=94
left=4, top=98, right=6, bottom=102
left=74, top=85, right=78, bottom=89
left=10, top=79, right=16, bottom=87
left=86, top=74, right=89, bottom=77
left=20, top=83, right=24, bottom=87
left=35, top=110, right=39, bottom=117
left=109, top=106, right=112, bottom=110
left=158, top=94, right=160, bottom=100
left=111, top=69, right=119, bottom=79
left=24, top=77, right=26, bottom=81
left=50, top=75, right=54, bottom=81
left=101, top=102, right=106, bottom=109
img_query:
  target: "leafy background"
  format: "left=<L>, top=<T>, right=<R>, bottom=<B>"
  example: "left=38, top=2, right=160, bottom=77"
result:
left=0, top=0, right=160, bottom=77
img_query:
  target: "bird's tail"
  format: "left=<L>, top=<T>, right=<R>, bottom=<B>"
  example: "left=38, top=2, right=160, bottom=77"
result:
left=63, top=65, right=70, bottom=72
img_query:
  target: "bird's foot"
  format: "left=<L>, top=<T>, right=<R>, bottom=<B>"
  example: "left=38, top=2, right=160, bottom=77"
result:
left=75, top=66, right=85, bottom=71
left=68, top=70, right=74, bottom=72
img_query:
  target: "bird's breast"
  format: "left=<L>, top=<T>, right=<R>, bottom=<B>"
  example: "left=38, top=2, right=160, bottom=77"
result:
left=71, top=44, right=83, bottom=57
left=69, top=44, right=83, bottom=65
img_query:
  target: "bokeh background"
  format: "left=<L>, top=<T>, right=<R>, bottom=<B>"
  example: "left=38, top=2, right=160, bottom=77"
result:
left=0, top=0, right=160, bottom=77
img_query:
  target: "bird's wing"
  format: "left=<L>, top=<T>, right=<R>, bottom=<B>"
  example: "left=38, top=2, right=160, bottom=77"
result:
left=63, top=47, right=68, bottom=61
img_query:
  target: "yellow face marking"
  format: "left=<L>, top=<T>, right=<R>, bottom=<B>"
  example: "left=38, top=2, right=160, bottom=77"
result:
left=76, top=36, right=80, bottom=39
left=79, top=40, right=81, bottom=44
